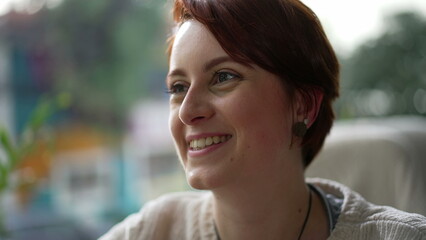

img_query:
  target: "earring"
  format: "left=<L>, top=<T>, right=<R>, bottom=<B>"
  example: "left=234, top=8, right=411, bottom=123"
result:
left=293, top=119, right=309, bottom=137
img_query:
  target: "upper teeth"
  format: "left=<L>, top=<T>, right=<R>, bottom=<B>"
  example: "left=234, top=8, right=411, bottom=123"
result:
left=189, top=135, right=231, bottom=150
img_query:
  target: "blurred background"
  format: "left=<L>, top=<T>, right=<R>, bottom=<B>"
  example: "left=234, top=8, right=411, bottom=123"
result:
left=0, top=0, right=425, bottom=239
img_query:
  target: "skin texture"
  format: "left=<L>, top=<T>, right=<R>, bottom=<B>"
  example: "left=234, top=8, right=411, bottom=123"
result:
left=167, top=20, right=328, bottom=240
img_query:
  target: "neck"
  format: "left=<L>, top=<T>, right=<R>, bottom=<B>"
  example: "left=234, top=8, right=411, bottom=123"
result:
left=212, top=158, right=311, bottom=240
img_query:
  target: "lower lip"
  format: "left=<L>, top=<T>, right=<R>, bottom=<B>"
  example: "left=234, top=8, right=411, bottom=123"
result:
left=187, top=140, right=229, bottom=158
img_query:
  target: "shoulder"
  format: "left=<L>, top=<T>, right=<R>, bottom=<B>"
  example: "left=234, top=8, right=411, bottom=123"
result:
left=98, top=191, right=216, bottom=240
left=307, top=178, right=426, bottom=239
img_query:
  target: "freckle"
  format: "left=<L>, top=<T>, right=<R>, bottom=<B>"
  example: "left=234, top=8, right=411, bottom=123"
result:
left=298, top=208, right=302, bottom=213
left=229, top=158, right=234, bottom=162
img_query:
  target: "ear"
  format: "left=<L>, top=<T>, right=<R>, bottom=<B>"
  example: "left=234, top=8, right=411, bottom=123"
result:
left=294, top=88, right=324, bottom=128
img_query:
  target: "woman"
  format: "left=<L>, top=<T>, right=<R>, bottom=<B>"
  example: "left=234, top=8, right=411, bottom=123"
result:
left=100, top=0, right=426, bottom=239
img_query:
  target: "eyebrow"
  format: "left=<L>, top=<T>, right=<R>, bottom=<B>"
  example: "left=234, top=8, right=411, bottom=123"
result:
left=167, top=56, right=234, bottom=79
left=203, top=56, right=233, bottom=72
left=167, top=69, right=186, bottom=79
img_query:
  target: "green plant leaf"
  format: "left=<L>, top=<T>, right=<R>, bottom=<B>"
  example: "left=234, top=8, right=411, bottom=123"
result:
left=0, top=161, right=8, bottom=193
left=26, top=99, right=54, bottom=133
left=0, top=128, right=17, bottom=169
left=56, top=92, right=72, bottom=110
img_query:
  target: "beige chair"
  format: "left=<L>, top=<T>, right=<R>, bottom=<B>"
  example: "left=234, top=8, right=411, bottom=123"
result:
left=306, top=116, right=426, bottom=216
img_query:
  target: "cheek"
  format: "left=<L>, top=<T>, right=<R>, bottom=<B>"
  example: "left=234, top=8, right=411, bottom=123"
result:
left=169, top=107, right=183, bottom=146
left=169, top=107, right=189, bottom=169
left=225, top=91, right=292, bottom=147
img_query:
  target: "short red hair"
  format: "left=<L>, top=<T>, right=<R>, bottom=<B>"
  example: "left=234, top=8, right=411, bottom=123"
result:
left=167, top=0, right=340, bottom=167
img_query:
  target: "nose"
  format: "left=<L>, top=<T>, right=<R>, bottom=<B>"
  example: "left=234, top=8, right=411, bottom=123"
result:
left=179, top=86, right=214, bottom=125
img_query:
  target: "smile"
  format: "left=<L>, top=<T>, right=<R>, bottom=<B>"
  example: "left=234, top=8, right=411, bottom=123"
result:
left=189, top=135, right=232, bottom=150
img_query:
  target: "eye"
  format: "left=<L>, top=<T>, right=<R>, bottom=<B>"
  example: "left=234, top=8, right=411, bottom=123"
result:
left=167, top=82, right=189, bottom=95
left=214, top=71, right=240, bottom=84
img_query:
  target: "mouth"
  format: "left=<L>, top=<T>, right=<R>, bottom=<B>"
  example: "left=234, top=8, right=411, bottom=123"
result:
left=188, top=135, right=232, bottom=151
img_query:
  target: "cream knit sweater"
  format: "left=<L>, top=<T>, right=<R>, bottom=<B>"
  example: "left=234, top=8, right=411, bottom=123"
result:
left=99, top=178, right=426, bottom=240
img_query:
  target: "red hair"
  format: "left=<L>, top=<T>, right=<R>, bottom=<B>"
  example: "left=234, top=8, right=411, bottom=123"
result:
left=168, top=0, right=340, bottom=167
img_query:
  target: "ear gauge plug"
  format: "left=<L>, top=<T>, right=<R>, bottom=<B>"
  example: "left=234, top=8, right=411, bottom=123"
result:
left=293, top=118, right=309, bottom=137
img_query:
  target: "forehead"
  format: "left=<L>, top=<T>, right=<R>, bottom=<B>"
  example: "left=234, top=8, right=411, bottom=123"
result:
left=170, top=21, right=227, bottom=69
left=173, top=20, right=216, bottom=48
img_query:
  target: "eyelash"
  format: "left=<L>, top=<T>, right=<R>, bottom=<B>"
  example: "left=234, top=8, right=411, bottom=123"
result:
left=166, top=70, right=241, bottom=95
left=213, top=71, right=241, bottom=84
left=165, top=82, right=188, bottom=95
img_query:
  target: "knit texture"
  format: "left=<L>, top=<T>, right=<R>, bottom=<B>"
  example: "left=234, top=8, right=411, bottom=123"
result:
left=311, top=178, right=426, bottom=240
left=99, top=178, right=426, bottom=240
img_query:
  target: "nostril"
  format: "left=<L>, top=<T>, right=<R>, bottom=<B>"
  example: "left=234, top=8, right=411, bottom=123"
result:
left=191, top=116, right=205, bottom=123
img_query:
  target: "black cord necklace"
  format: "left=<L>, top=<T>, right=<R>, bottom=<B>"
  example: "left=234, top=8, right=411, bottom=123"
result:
left=214, top=188, right=313, bottom=240
left=297, top=188, right=312, bottom=240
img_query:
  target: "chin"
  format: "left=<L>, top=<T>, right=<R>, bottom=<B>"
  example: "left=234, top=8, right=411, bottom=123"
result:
left=185, top=168, right=226, bottom=190
left=187, top=179, right=208, bottom=190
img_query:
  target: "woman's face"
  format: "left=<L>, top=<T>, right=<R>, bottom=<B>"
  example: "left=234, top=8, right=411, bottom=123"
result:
left=167, top=20, right=297, bottom=190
